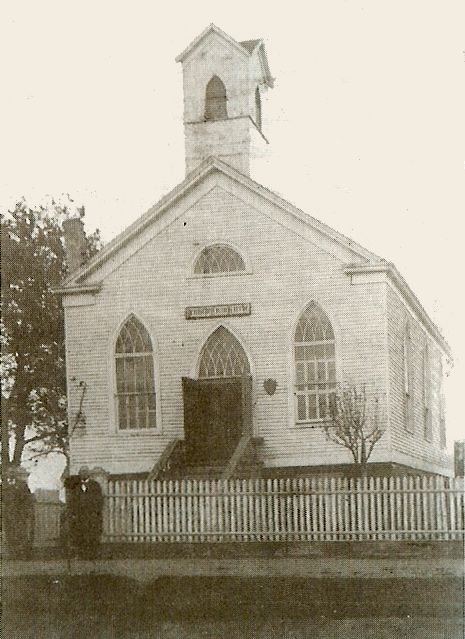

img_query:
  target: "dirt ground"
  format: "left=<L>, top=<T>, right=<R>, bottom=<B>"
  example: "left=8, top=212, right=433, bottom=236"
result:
left=3, top=575, right=463, bottom=639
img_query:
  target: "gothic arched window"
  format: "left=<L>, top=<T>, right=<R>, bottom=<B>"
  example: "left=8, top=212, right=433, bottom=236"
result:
left=422, top=343, right=432, bottom=441
left=198, top=327, right=250, bottom=378
left=438, top=357, right=446, bottom=449
left=255, top=86, right=262, bottom=130
left=294, top=302, right=336, bottom=422
left=205, top=76, right=228, bottom=121
left=403, top=321, right=414, bottom=433
left=193, top=244, right=246, bottom=275
left=115, top=316, right=156, bottom=429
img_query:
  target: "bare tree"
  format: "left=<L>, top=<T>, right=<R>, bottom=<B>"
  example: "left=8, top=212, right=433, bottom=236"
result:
left=322, top=384, right=385, bottom=475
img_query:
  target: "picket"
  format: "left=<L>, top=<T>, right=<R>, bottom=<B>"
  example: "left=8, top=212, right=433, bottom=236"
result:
left=89, top=475, right=465, bottom=543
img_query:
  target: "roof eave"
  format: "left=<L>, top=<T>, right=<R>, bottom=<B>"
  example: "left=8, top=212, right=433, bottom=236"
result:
left=52, top=282, right=103, bottom=296
left=257, top=43, right=274, bottom=88
left=345, top=263, right=452, bottom=358
left=175, top=24, right=250, bottom=63
left=65, top=156, right=380, bottom=287
left=62, top=157, right=221, bottom=287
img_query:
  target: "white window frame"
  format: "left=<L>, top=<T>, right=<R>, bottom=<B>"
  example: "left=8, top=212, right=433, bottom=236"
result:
left=292, top=301, right=337, bottom=426
left=422, top=343, right=432, bottom=442
left=403, top=321, right=414, bottom=433
left=197, top=325, right=250, bottom=379
left=438, top=357, right=446, bottom=449
left=189, top=242, right=252, bottom=279
left=110, top=313, right=162, bottom=434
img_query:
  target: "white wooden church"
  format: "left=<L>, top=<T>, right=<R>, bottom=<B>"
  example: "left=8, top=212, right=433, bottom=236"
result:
left=58, top=25, right=452, bottom=480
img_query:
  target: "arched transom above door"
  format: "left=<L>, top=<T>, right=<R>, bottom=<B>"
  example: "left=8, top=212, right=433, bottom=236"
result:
left=198, top=327, right=250, bottom=378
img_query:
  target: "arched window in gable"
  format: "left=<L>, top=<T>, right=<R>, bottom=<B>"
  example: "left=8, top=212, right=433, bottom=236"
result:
left=205, top=76, right=228, bottom=121
left=294, top=302, right=336, bottom=422
left=193, top=244, right=246, bottom=275
left=255, top=86, right=262, bottom=130
left=115, top=315, right=156, bottom=430
left=198, top=327, right=250, bottom=378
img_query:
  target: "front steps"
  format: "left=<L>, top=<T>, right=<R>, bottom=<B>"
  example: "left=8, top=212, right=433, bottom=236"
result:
left=152, top=436, right=264, bottom=480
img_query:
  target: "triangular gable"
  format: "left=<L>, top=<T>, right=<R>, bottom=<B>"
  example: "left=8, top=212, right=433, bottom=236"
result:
left=176, top=24, right=247, bottom=62
left=176, top=24, right=273, bottom=88
left=57, top=155, right=450, bottom=355
left=62, top=156, right=380, bottom=287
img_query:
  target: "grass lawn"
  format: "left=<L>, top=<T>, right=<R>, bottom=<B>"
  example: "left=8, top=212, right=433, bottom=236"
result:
left=3, top=575, right=463, bottom=638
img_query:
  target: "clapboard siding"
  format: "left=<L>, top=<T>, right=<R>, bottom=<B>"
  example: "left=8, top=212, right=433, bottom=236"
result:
left=67, top=181, right=404, bottom=474
left=386, top=285, right=451, bottom=474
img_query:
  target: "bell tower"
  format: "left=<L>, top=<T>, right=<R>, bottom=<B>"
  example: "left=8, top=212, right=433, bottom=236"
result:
left=176, top=24, right=274, bottom=176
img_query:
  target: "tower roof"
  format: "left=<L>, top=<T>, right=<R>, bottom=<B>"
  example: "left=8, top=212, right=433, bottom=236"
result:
left=175, top=24, right=274, bottom=87
left=239, top=39, right=262, bottom=53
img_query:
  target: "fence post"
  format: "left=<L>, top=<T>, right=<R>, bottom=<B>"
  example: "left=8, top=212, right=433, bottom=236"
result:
left=92, top=467, right=109, bottom=541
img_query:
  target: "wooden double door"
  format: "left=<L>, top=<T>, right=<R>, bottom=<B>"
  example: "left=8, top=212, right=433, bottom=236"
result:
left=182, top=376, right=252, bottom=464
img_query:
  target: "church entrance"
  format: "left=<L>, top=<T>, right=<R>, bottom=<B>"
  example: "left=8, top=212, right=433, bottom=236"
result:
left=182, top=327, right=252, bottom=465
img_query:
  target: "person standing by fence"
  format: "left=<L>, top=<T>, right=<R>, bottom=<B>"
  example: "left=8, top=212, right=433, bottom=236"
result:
left=64, top=466, right=103, bottom=559
left=2, top=466, right=34, bottom=557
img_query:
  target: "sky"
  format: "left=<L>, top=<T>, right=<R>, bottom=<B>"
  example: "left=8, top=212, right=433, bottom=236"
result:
left=1, top=1, right=464, bottom=489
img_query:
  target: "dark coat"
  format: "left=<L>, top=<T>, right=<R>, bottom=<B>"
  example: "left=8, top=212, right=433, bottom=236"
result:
left=65, top=476, right=103, bottom=550
left=3, top=479, right=34, bottom=552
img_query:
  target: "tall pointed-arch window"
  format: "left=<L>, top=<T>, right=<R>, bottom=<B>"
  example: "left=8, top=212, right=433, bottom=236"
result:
left=115, top=316, right=156, bottom=429
left=198, top=327, right=250, bottom=378
left=295, top=302, right=336, bottom=422
left=255, top=86, right=262, bottom=130
left=205, top=76, right=228, bottom=121
left=403, top=321, right=414, bottom=433
left=438, top=357, right=446, bottom=449
left=194, top=244, right=246, bottom=275
left=422, top=343, right=432, bottom=441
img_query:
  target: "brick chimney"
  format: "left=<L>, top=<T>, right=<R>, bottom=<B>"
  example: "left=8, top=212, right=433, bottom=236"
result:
left=63, top=217, right=87, bottom=273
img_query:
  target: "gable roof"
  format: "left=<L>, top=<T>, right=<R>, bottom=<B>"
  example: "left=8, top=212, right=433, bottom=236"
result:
left=175, top=24, right=274, bottom=87
left=239, top=39, right=262, bottom=53
left=57, top=155, right=450, bottom=357
left=62, top=155, right=381, bottom=289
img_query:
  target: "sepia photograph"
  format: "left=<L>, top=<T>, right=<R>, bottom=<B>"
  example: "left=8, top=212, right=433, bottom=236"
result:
left=1, top=2, right=464, bottom=637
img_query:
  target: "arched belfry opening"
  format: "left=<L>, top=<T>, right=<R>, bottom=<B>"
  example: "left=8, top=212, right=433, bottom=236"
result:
left=178, top=25, right=274, bottom=176
left=205, top=75, right=228, bottom=121
left=182, top=327, right=252, bottom=464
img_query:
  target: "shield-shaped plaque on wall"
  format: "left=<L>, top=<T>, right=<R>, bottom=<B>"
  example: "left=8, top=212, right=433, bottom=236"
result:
left=263, top=378, right=277, bottom=396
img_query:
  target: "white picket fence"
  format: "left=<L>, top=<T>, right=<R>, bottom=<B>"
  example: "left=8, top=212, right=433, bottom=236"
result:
left=104, top=475, right=465, bottom=543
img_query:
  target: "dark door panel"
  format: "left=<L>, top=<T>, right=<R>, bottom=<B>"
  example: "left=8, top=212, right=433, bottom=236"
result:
left=182, top=377, right=246, bottom=464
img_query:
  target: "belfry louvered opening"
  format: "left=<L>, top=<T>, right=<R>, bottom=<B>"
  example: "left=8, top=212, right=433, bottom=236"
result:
left=205, top=75, right=228, bottom=121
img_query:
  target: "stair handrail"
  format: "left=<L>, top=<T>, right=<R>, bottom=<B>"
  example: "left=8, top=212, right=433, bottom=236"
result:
left=147, top=438, right=183, bottom=481
left=221, top=435, right=263, bottom=480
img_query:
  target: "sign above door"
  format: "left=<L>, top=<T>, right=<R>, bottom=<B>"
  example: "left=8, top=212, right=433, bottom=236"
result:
left=185, top=302, right=251, bottom=320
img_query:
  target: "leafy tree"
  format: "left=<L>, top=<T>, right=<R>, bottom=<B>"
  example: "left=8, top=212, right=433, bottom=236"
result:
left=1, top=197, right=101, bottom=473
left=321, top=384, right=385, bottom=475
